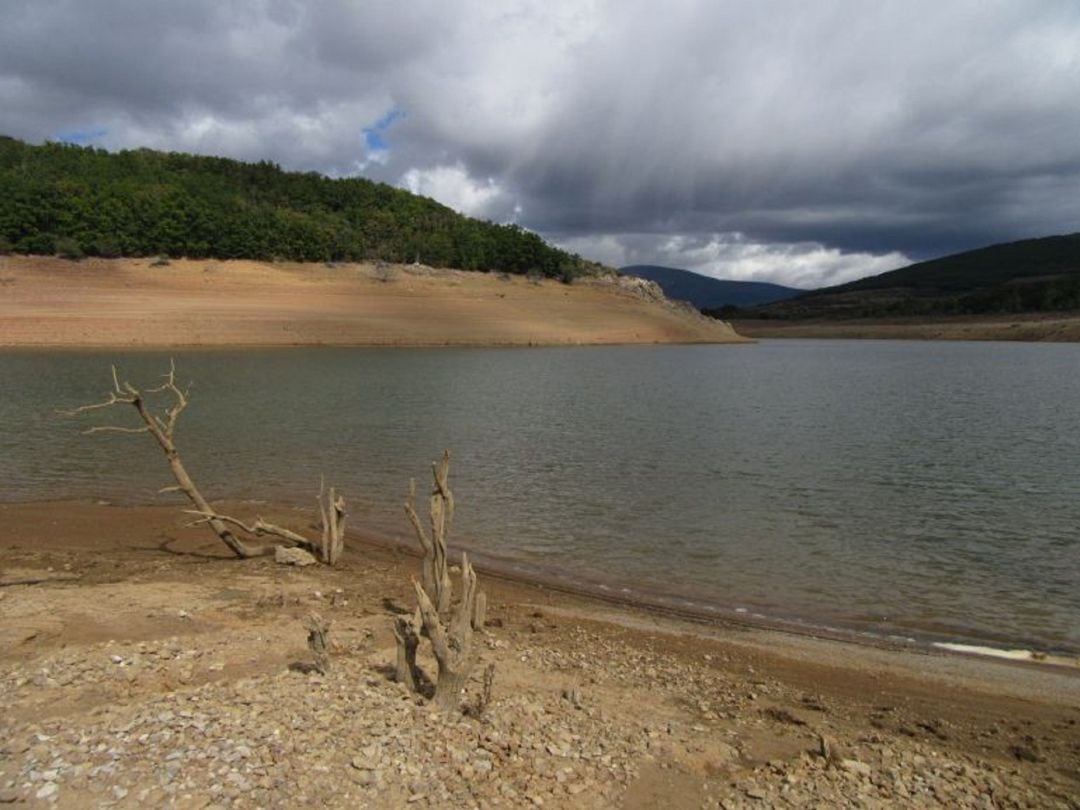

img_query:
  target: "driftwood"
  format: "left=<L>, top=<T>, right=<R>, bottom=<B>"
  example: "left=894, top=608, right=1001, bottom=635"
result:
left=66, top=362, right=347, bottom=564
left=394, top=451, right=488, bottom=712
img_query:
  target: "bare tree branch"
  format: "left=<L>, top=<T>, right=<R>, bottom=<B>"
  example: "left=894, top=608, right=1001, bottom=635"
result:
left=67, top=362, right=348, bottom=564
left=183, top=510, right=314, bottom=549
left=82, top=425, right=150, bottom=435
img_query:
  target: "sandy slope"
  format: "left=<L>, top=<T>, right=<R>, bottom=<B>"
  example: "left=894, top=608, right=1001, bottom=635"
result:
left=0, top=256, right=746, bottom=347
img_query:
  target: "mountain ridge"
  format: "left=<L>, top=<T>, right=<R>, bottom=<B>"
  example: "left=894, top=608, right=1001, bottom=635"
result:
left=741, top=233, right=1080, bottom=320
left=619, top=264, right=802, bottom=310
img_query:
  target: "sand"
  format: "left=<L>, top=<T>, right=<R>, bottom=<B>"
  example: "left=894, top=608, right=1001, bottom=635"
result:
left=1, top=500, right=1077, bottom=807
left=0, top=256, right=747, bottom=347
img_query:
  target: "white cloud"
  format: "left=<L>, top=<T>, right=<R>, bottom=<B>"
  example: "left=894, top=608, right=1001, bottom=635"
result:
left=400, top=163, right=510, bottom=219
left=2, top=0, right=1080, bottom=285
left=558, top=231, right=911, bottom=289
left=672, top=237, right=910, bottom=289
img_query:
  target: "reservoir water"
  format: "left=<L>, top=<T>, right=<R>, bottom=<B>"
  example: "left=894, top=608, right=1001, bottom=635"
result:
left=2, top=341, right=1078, bottom=654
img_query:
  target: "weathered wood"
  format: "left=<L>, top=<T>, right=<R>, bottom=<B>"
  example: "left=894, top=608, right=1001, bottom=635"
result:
left=184, top=510, right=313, bottom=550
left=404, top=463, right=451, bottom=616
left=304, top=612, right=331, bottom=674
left=67, top=362, right=347, bottom=564
left=318, top=483, right=347, bottom=565
left=398, top=452, right=488, bottom=712
left=479, top=663, right=495, bottom=715
left=414, top=553, right=482, bottom=712
left=473, top=591, right=488, bottom=632
left=392, top=616, right=422, bottom=692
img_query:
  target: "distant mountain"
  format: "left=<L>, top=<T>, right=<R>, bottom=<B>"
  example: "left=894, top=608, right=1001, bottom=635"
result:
left=745, top=233, right=1080, bottom=320
left=619, top=265, right=802, bottom=310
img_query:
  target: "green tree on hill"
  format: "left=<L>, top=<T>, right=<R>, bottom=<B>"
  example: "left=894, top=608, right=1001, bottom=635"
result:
left=0, top=136, right=608, bottom=281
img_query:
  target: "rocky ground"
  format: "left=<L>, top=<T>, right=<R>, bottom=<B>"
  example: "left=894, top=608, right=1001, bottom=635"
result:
left=1, top=501, right=1078, bottom=808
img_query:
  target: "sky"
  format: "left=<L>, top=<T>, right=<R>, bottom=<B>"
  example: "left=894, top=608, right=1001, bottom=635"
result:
left=2, top=1, right=1080, bottom=289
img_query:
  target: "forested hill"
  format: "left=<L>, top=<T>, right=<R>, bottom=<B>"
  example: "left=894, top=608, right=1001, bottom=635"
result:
left=742, top=233, right=1080, bottom=320
left=0, top=136, right=604, bottom=280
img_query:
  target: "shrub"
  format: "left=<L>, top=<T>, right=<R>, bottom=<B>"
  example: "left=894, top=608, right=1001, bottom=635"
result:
left=89, top=236, right=122, bottom=258
left=55, top=237, right=84, bottom=261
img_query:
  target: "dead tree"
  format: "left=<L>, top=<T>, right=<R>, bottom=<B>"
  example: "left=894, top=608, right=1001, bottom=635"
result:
left=66, top=362, right=347, bottom=564
left=317, top=478, right=347, bottom=566
left=415, top=552, right=482, bottom=711
left=394, top=451, right=488, bottom=711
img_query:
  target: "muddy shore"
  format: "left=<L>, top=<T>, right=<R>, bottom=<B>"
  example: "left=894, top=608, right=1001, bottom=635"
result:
left=1, top=500, right=1077, bottom=808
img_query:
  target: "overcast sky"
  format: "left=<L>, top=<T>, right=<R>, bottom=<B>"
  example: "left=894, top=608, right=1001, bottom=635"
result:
left=3, top=1, right=1079, bottom=288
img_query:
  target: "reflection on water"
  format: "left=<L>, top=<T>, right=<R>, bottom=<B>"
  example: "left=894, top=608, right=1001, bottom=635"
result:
left=1, top=341, right=1078, bottom=653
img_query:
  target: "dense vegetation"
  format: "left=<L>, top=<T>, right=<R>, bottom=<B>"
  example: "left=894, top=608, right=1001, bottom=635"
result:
left=724, top=233, right=1080, bottom=320
left=0, top=136, right=605, bottom=281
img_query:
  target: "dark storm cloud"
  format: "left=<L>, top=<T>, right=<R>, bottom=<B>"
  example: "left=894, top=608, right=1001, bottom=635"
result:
left=2, top=1, right=1079, bottom=285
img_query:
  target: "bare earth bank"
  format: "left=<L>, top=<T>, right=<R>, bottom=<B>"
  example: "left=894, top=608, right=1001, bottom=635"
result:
left=0, top=256, right=747, bottom=347
left=733, top=315, right=1080, bottom=342
left=1, top=501, right=1077, bottom=808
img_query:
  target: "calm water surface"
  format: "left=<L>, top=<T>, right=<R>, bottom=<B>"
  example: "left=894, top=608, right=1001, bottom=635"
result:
left=2, top=341, right=1078, bottom=653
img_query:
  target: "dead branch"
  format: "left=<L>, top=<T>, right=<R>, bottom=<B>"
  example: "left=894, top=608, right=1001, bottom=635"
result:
left=66, top=362, right=347, bottom=564
left=403, top=450, right=453, bottom=615
left=183, top=510, right=313, bottom=548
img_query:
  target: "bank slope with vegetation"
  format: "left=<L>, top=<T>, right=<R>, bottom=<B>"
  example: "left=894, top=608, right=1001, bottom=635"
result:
left=729, top=233, right=1080, bottom=322
left=0, top=136, right=604, bottom=281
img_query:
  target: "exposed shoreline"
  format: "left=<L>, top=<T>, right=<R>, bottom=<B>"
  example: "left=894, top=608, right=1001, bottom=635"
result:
left=732, top=314, right=1080, bottom=342
left=9, top=491, right=1079, bottom=662
left=2, top=499, right=1077, bottom=807
left=0, top=256, right=748, bottom=348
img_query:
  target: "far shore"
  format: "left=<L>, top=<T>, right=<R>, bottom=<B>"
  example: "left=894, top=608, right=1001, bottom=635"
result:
left=733, top=313, right=1080, bottom=342
left=1, top=499, right=1077, bottom=806
left=0, top=255, right=748, bottom=348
